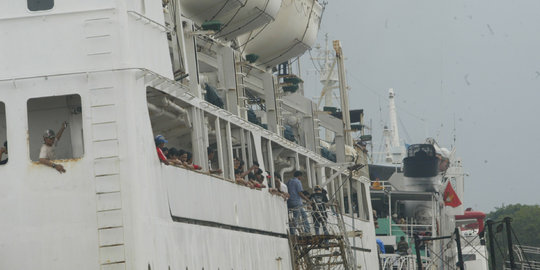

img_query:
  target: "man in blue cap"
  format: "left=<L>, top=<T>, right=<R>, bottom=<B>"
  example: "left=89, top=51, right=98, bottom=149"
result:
left=155, top=135, right=170, bottom=165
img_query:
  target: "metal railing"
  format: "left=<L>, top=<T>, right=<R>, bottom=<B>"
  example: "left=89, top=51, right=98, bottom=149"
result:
left=380, top=254, right=430, bottom=270
left=287, top=202, right=356, bottom=270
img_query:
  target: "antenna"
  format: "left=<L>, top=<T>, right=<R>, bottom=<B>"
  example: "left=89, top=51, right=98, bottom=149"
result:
left=453, top=113, right=457, bottom=148
left=388, top=88, right=400, bottom=148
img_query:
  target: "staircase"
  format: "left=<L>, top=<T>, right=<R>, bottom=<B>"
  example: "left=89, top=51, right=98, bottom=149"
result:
left=288, top=204, right=357, bottom=270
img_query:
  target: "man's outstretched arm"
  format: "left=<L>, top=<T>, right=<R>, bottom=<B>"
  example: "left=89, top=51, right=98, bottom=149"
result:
left=56, top=121, right=68, bottom=142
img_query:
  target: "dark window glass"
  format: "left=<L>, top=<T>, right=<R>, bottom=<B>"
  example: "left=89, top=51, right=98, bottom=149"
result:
left=28, top=0, right=54, bottom=11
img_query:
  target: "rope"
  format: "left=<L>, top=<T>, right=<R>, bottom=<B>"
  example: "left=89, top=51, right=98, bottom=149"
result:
left=212, top=0, right=246, bottom=36
left=218, top=4, right=269, bottom=39
left=208, top=0, right=232, bottom=22
left=260, top=0, right=317, bottom=66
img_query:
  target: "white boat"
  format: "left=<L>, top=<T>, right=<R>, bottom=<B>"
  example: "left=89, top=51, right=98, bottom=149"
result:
left=364, top=89, right=479, bottom=269
left=237, top=0, right=323, bottom=68
left=0, top=0, right=380, bottom=269
left=180, top=0, right=282, bottom=40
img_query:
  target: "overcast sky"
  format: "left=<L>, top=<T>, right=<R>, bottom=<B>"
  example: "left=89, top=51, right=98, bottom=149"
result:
left=301, top=0, right=540, bottom=212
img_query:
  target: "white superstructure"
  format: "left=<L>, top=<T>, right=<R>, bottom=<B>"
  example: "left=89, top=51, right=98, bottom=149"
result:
left=0, top=1, right=379, bottom=270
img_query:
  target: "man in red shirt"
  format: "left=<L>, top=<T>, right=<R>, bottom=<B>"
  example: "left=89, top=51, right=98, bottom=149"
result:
left=155, top=135, right=169, bottom=165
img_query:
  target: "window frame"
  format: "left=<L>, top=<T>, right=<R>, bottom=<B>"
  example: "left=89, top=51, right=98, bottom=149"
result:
left=26, top=94, right=84, bottom=162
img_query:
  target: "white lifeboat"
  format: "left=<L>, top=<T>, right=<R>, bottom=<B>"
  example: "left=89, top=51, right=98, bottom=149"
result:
left=180, top=0, right=282, bottom=40
left=237, top=0, right=323, bottom=68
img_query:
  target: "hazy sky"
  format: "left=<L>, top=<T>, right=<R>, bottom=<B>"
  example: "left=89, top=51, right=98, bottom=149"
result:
left=301, top=0, right=540, bottom=212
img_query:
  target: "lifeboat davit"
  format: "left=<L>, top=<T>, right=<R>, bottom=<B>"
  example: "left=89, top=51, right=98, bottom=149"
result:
left=180, top=0, right=282, bottom=40
left=237, top=0, right=323, bottom=68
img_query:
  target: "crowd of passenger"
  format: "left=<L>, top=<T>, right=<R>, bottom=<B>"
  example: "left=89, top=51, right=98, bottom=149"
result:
left=153, top=134, right=335, bottom=236
left=155, top=134, right=206, bottom=171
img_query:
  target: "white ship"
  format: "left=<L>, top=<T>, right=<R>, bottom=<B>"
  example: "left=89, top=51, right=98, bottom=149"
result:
left=0, top=1, right=480, bottom=269
left=0, top=0, right=380, bottom=269
left=365, top=90, right=490, bottom=269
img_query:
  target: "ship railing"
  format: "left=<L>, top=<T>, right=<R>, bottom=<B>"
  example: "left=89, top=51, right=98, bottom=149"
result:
left=380, top=254, right=430, bottom=270
left=287, top=201, right=357, bottom=269
left=287, top=202, right=344, bottom=236
left=370, top=180, right=393, bottom=191
left=389, top=223, right=433, bottom=236
left=512, top=245, right=540, bottom=270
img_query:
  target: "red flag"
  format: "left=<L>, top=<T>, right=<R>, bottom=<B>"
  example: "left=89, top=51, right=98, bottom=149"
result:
left=443, top=181, right=462, bottom=207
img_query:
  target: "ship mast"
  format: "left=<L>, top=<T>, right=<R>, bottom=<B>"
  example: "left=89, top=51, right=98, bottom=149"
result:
left=333, top=40, right=353, bottom=146
left=314, top=35, right=338, bottom=141
left=388, top=88, right=400, bottom=148
left=383, top=88, right=405, bottom=163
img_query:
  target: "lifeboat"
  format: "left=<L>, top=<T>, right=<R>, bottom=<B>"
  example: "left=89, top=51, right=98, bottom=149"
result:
left=456, top=210, right=486, bottom=233
left=403, top=144, right=439, bottom=178
left=237, top=0, right=323, bottom=68
left=180, top=0, right=282, bottom=40
left=401, top=144, right=441, bottom=192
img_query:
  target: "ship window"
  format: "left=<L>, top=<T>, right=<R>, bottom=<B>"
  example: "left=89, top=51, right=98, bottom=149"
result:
left=28, top=0, right=54, bottom=11
left=463, top=254, right=476, bottom=261
left=0, top=102, right=7, bottom=165
left=27, top=94, right=84, bottom=161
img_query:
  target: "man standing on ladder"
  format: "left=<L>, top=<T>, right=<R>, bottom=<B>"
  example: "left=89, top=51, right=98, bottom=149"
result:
left=287, top=171, right=311, bottom=235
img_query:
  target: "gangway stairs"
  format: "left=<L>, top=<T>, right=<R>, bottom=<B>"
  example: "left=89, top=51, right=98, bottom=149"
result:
left=288, top=204, right=357, bottom=270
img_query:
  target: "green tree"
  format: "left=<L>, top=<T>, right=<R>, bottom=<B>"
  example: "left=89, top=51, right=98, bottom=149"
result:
left=487, top=204, right=540, bottom=247
left=486, top=204, right=540, bottom=269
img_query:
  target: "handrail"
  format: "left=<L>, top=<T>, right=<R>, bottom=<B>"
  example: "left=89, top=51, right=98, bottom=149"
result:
left=127, top=10, right=174, bottom=33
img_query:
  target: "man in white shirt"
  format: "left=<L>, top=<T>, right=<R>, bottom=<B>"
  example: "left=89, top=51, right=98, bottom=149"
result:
left=39, top=121, right=67, bottom=173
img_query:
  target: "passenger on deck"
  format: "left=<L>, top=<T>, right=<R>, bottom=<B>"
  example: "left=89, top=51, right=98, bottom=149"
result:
left=178, top=149, right=188, bottom=163
left=371, top=178, right=383, bottom=190
left=0, top=141, right=7, bottom=165
left=234, top=158, right=258, bottom=187
left=39, top=122, right=68, bottom=173
left=155, top=135, right=170, bottom=165
left=252, top=168, right=266, bottom=188
left=269, top=173, right=289, bottom=200
left=376, top=239, right=386, bottom=254
left=287, top=171, right=310, bottom=235
left=276, top=173, right=288, bottom=194
left=355, top=140, right=368, bottom=153
left=310, top=185, right=329, bottom=235
left=248, top=173, right=262, bottom=189
left=165, top=148, right=185, bottom=167
left=186, top=152, right=202, bottom=170
left=207, top=147, right=222, bottom=174
left=392, top=213, right=398, bottom=223
left=397, top=236, right=409, bottom=255
left=234, top=158, right=252, bottom=187
left=177, top=150, right=199, bottom=170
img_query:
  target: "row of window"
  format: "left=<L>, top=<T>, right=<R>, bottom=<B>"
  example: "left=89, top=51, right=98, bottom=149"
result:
left=0, top=94, right=83, bottom=165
